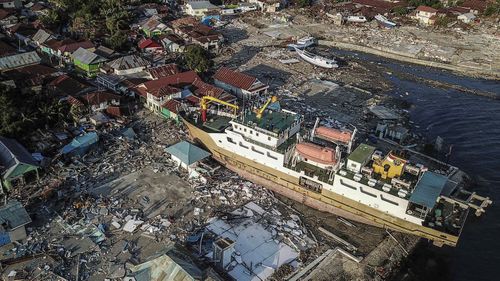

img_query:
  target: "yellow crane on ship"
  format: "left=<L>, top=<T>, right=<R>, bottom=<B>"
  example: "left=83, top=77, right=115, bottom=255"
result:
left=256, top=96, right=278, bottom=119
left=200, top=95, right=239, bottom=122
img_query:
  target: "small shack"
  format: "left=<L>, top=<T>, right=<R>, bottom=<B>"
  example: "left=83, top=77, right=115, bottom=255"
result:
left=165, top=141, right=210, bottom=177
left=0, top=201, right=32, bottom=246
left=0, top=137, right=39, bottom=190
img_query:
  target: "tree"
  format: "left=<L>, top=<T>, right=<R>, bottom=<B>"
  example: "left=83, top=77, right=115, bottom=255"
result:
left=106, top=31, right=128, bottom=50
left=0, top=85, right=71, bottom=139
left=184, top=45, right=212, bottom=73
left=296, top=0, right=312, bottom=7
left=484, top=0, right=500, bottom=16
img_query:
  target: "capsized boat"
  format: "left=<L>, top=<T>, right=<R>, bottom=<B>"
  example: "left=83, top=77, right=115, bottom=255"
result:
left=294, top=47, right=338, bottom=69
left=375, top=14, right=397, bottom=28
left=287, top=36, right=317, bottom=50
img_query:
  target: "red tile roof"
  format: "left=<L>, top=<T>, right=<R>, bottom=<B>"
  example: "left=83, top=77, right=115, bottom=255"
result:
left=0, top=8, right=15, bottom=20
left=192, top=79, right=224, bottom=98
left=162, top=99, right=181, bottom=114
left=106, top=106, right=131, bottom=117
left=138, top=38, right=162, bottom=49
left=416, top=6, right=438, bottom=13
left=186, top=95, right=200, bottom=105
left=49, top=74, right=90, bottom=95
left=80, top=91, right=121, bottom=105
left=213, top=67, right=257, bottom=91
left=67, top=95, right=84, bottom=107
left=147, top=63, right=180, bottom=79
left=460, top=0, right=489, bottom=12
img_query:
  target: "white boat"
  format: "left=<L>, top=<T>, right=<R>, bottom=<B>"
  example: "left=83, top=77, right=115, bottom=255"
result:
left=287, top=36, right=317, bottom=50
left=294, top=47, right=338, bottom=69
left=347, top=15, right=367, bottom=23
left=375, top=14, right=397, bottom=28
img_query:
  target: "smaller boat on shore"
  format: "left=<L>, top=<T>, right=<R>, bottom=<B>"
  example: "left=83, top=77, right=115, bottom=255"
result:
left=347, top=15, right=367, bottom=23
left=287, top=36, right=317, bottom=50
left=294, top=47, right=338, bottom=69
left=375, top=14, right=397, bottom=28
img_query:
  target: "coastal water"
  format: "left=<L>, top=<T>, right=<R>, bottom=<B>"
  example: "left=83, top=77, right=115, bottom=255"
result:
left=335, top=49, right=500, bottom=280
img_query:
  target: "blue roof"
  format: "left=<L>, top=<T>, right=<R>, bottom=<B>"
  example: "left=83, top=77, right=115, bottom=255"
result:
left=62, top=132, right=99, bottom=155
left=410, top=171, right=448, bottom=209
left=165, top=141, right=210, bottom=166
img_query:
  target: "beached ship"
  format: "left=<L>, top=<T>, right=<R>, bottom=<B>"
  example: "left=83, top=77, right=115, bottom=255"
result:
left=375, top=14, right=397, bottom=28
left=294, top=47, right=338, bottom=69
left=181, top=96, right=491, bottom=247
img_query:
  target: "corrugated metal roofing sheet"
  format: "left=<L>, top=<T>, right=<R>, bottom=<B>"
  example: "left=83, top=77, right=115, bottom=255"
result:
left=165, top=141, right=210, bottom=166
left=213, top=67, right=256, bottom=91
left=0, top=51, right=41, bottom=70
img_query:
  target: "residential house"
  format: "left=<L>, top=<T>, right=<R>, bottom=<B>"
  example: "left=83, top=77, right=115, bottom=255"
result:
left=170, top=17, right=223, bottom=51
left=165, top=141, right=211, bottom=174
left=161, top=33, right=186, bottom=53
left=352, top=0, right=405, bottom=15
left=141, top=15, right=169, bottom=37
left=0, top=0, right=21, bottom=9
left=135, top=71, right=201, bottom=113
left=458, top=12, right=476, bottom=23
left=41, top=39, right=95, bottom=63
left=79, top=91, right=121, bottom=111
left=248, top=0, right=281, bottom=13
left=61, top=132, right=99, bottom=158
left=161, top=99, right=182, bottom=122
left=30, top=28, right=53, bottom=47
left=146, top=63, right=180, bottom=79
left=71, top=47, right=107, bottom=77
left=138, top=38, right=163, bottom=53
left=184, top=1, right=221, bottom=17
left=2, top=64, right=59, bottom=92
left=0, top=51, right=41, bottom=71
left=213, top=67, right=268, bottom=99
left=0, top=8, right=17, bottom=27
left=415, top=6, right=438, bottom=25
left=0, top=201, right=31, bottom=245
left=93, top=45, right=117, bottom=59
left=0, top=137, right=39, bottom=189
left=102, top=54, right=150, bottom=76
left=48, top=74, right=94, bottom=98
left=460, top=0, right=489, bottom=15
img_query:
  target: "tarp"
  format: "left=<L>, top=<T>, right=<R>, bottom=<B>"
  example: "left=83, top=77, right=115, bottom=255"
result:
left=61, top=132, right=98, bottom=157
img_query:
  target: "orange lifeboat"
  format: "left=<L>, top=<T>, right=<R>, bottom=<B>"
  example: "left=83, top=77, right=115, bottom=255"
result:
left=296, top=142, right=337, bottom=165
left=315, top=126, right=352, bottom=144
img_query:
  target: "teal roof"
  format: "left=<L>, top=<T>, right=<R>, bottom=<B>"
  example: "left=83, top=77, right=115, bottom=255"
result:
left=348, top=143, right=376, bottom=163
left=410, top=171, right=448, bottom=209
left=165, top=141, right=210, bottom=166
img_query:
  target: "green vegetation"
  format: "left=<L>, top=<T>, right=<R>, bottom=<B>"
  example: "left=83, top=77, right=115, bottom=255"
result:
left=484, top=0, right=500, bottom=16
left=408, top=0, right=443, bottom=9
left=393, top=6, right=410, bottom=16
left=296, top=0, right=312, bottom=8
left=0, top=85, right=70, bottom=139
left=434, top=16, right=455, bottom=27
left=47, top=0, right=131, bottom=48
left=183, top=45, right=212, bottom=73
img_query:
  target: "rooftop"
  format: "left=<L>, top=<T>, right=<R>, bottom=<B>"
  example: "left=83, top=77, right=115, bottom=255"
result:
left=107, top=55, right=149, bottom=71
left=213, top=67, right=257, bottom=91
left=348, top=143, right=376, bottom=163
left=186, top=1, right=219, bottom=10
left=165, top=141, right=211, bottom=166
left=410, top=171, right=448, bottom=209
left=0, top=137, right=39, bottom=176
left=0, top=51, right=41, bottom=70
left=71, top=47, right=106, bottom=65
left=0, top=201, right=31, bottom=231
left=237, top=110, right=298, bottom=135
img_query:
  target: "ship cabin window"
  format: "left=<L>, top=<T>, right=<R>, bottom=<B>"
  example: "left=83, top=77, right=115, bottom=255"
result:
left=227, top=137, right=236, bottom=144
left=239, top=142, right=249, bottom=149
left=244, top=128, right=247, bottom=132
left=234, top=125, right=238, bottom=129
left=252, top=146, right=264, bottom=155
left=268, top=136, right=271, bottom=141
left=250, top=130, right=253, bottom=134
left=256, top=132, right=259, bottom=136
left=267, top=152, right=278, bottom=160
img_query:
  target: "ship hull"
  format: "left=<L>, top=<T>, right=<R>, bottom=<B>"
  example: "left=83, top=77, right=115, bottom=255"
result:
left=183, top=118, right=460, bottom=247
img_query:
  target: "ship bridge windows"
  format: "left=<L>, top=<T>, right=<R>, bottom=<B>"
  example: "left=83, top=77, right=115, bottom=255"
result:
left=239, top=142, right=249, bottom=149
left=227, top=137, right=236, bottom=144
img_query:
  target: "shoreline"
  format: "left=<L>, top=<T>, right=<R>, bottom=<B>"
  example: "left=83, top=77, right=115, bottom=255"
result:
left=320, top=40, right=500, bottom=80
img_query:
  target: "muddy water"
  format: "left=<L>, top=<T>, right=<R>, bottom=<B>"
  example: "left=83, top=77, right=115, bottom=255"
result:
left=331, top=48, right=500, bottom=281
